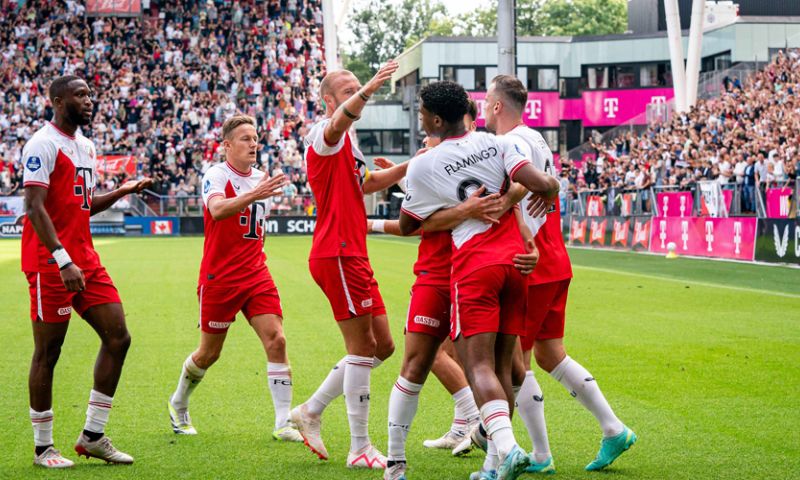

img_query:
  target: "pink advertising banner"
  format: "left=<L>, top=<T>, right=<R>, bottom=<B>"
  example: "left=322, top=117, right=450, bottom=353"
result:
left=655, top=191, right=694, bottom=217
left=700, top=189, right=733, bottom=216
left=470, top=91, right=560, bottom=129
left=766, top=187, right=793, bottom=218
left=649, top=217, right=757, bottom=261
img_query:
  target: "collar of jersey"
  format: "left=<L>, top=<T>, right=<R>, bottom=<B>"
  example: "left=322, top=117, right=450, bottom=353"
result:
left=49, top=122, right=76, bottom=140
left=225, top=161, right=253, bottom=177
left=442, top=131, right=471, bottom=143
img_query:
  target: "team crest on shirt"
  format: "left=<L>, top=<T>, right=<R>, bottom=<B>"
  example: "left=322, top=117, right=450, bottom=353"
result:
left=514, top=143, right=524, bottom=155
left=26, top=156, right=41, bottom=172
left=203, top=179, right=211, bottom=194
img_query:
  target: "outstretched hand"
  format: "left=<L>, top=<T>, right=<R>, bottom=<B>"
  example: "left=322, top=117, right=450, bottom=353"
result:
left=251, top=173, right=288, bottom=200
left=119, top=178, right=154, bottom=195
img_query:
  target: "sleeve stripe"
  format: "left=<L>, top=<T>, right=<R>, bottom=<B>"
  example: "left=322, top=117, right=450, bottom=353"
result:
left=23, top=181, right=49, bottom=188
left=205, top=192, right=224, bottom=204
left=401, top=207, right=424, bottom=221
left=509, top=160, right=531, bottom=180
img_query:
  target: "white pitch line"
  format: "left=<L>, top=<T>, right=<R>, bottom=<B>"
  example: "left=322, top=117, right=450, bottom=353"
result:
left=573, top=265, right=800, bottom=299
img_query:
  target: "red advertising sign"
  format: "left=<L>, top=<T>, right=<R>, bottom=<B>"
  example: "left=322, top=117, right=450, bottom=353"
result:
left=766, top=187, right=794, bottom=219
left=96, top=155, right=136, bottom=176
left=569, top=218, right=587, bottom=245
left=632, top=218, right=651, bottom=250
left=649, top=217, right=757, bottom=261
left=611, top=219, right=630, bottom=247
left=589, top=218, right=607, bottom=245
left=655, top=191, right=693, bottom=217
left=620, top=193, right=634, bottom=216
left=87, top=0, right=142, bottom=15
left=586, top=195, right=605, bottom=216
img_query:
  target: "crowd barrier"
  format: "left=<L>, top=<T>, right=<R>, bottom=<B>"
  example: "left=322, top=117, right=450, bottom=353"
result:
left=566, top=215, right=800, bottom=265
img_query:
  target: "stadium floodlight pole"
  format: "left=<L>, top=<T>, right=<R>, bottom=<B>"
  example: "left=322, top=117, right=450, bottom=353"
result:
left=664, top=0, right=687, bottom=113
left=497, top=0, right=516, bottom=75
left=685, top=0, right=706, bottom=109
left=322, top=0, right=339, bottom=72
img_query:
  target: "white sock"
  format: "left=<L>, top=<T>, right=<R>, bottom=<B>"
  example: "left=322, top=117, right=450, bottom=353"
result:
left=387, top=376, right=423, bottom=461
left=344, top=355, right=373, bottom=452
left=483, top=436, right=499, bottom=471
left=517, top=371, right=551, bottom=462
left=451, top=386, right=479, bottom=435
left=171, top=354, right=206, bottom=410
left=267, top=362, right=293, bottom=429
left=551, top=356, right=624, bottom=437
left=84, top=390, right=113, bottom=434
left=480, top=399, right=517, bottom=460
left=306, top=357, right=346, bottom=416
left=30, top=408, right=54, bottom=447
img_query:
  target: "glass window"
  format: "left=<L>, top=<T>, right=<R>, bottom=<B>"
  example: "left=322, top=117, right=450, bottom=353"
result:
left=357, top=131, right=381, bottom=154
left=537, top=68, right=558, bottom=90
left=457, top=68, right=475, bottom=90
left=640, top=64, right=659, bottom=87
left=382, top=131, right=406, bottom=154
left=441, top=66, right=455, bottom=82
left=587, top=67, right=609, bottom=89
left=485, top=66, right=498, bottom=85
left=475, top=68, right=487, bottom=91
left=542, top=130, right=559, bottom=152
left=516, top=67, right=529, bottom=90
left=356, top=130, right=408, bottom=155
left=613, top=65, right=636, bottom=88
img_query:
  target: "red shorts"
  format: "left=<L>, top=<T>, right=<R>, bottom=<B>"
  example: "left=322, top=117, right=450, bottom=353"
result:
left=26, top=267, right=121, bottom=323
left=309, top=256, right=386, bottom=321
left=406, top=283, right=451, bottom=341
left=451, top=265, right=527, bottom=340
left=198, top=277, right=283, bottom=334
left=520, top=279, right=570, bottom=351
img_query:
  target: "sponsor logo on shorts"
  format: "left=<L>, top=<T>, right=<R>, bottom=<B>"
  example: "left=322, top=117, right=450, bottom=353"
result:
left=361, top=298, right=373, bottom=308
left=57, top=307, right=72, bottom=316
left=413, top=315, right=440, bottom=328
left=207, top=321, right=232, bottom=329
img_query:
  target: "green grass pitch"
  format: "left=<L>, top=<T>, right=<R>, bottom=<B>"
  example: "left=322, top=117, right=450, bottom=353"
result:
left=0, top=236, right=798, bottom=479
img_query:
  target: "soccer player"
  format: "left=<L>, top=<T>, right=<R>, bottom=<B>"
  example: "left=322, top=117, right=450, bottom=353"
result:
left=166, top=115, right=300, bottom=442
left=290, top=61, right=409, bottom=469
left=22, top=75, right=152, bottom=468
left=485, top=75, right=637, bottom=472
left=399, top=81, right=559, bottom=480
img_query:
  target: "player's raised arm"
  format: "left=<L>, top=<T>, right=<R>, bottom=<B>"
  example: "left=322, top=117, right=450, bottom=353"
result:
left=322, top=61, right=398, bottom=146
left=90, top=178, right=154, bottom=215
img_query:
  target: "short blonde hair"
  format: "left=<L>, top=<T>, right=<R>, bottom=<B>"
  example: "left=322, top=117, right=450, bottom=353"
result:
left=222, top=115, right=257, bottom=139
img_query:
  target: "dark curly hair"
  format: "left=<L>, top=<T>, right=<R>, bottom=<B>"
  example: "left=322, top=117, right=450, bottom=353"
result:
left=419, top=81, right=470, bottom=124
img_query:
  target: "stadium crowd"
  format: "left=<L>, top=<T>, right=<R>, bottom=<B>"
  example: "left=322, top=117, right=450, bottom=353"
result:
left=0, top=0, right=325, bottom=215
left=567, top=49, right=800, bottom=214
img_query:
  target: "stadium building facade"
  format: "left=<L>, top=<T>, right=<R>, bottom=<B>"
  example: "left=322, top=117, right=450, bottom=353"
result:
left=358, top=15, right=800, bottom=164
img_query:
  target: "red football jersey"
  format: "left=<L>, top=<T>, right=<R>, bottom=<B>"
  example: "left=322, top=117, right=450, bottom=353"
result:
left=304, top=119, right=368, bottom=259
left=199, top=162, right=274, bottom=286
left=413, top=230, right=451, bottom=287
left=21, top=122, right=102, bottom=273
left=531, top=201, right=573, bottom=285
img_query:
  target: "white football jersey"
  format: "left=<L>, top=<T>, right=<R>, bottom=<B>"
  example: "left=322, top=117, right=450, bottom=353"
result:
left=505, top=125, right=557, bottom=236
left=401, top=130, right=531, bottom=248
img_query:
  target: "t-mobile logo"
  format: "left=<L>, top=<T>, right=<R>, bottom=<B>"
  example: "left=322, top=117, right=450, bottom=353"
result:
left=780, top=195, right=790, bottom=217
left=73, top=167, right=93, bottom=210
left=733, top=221, right=742, bottom=254
left=526, top=99, right=542, bottom=120
left=603, top=98, right=619, bottom=118
left=705, top=221, right=715, bottom=252
left=659, top=220, right=667, bottom=248
left=679, top=195, right=687, bottom=217
left=241, top=201, right=267, bottom=239
left=681, top=220, right=689, bottom=250
left=662, top=195, right=669, bottom=216
left=650, top=96, right=667, bottom=104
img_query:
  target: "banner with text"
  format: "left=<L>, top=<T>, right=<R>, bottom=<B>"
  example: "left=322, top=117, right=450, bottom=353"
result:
left=655, top=191, right=694, bottom=217
left=754, top=218, right=800, bottom=265
left=649, top=217, right=757, bottom=261
left=766, top=187, right=794, bottom=219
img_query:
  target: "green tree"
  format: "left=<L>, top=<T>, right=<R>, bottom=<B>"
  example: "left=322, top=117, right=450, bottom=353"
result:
left=538, top=0, right=628, bottom=36
left=346, top=0, right=453, bottom=78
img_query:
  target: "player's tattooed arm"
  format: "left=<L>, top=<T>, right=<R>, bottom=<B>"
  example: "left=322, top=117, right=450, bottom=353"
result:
left=90, top=178, right=154, bottom=215
left=323, top=61, right=399, bottom=146
left=422, top=186, right=503, bottom=232
left=207, top=173, right=287, bottom=221
left=25, top=186, right=85, bottom=291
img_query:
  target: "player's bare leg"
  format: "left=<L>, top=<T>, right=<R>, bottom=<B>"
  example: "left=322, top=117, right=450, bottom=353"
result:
left=168, top=330, right=226, bottom=435
left=249, top=314, right=301, bottom=442
left=456, top=332, right=529, bottom=479
left=385, top=332, right=440, bottom=478
left=75, top=303, right=133, bottom=464
left=29, top=321, right=74, bottom=467
left=533, top=338, right=635, bottom=471
left=371, top=313, right=396, bottom=362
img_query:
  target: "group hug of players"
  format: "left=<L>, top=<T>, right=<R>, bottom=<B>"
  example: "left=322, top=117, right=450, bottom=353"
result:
left=20, top=66, right=636, bottom=480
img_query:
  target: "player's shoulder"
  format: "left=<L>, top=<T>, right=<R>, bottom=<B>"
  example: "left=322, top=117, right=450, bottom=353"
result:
left=26, top=124, right=59, bottom=148
left=304, top=118, right=330, bottom=144
left=408, top=149, right=437, bottom=176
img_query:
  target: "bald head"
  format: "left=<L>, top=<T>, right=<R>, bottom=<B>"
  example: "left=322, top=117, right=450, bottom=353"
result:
left=319, top=69, right=361, bottom=111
